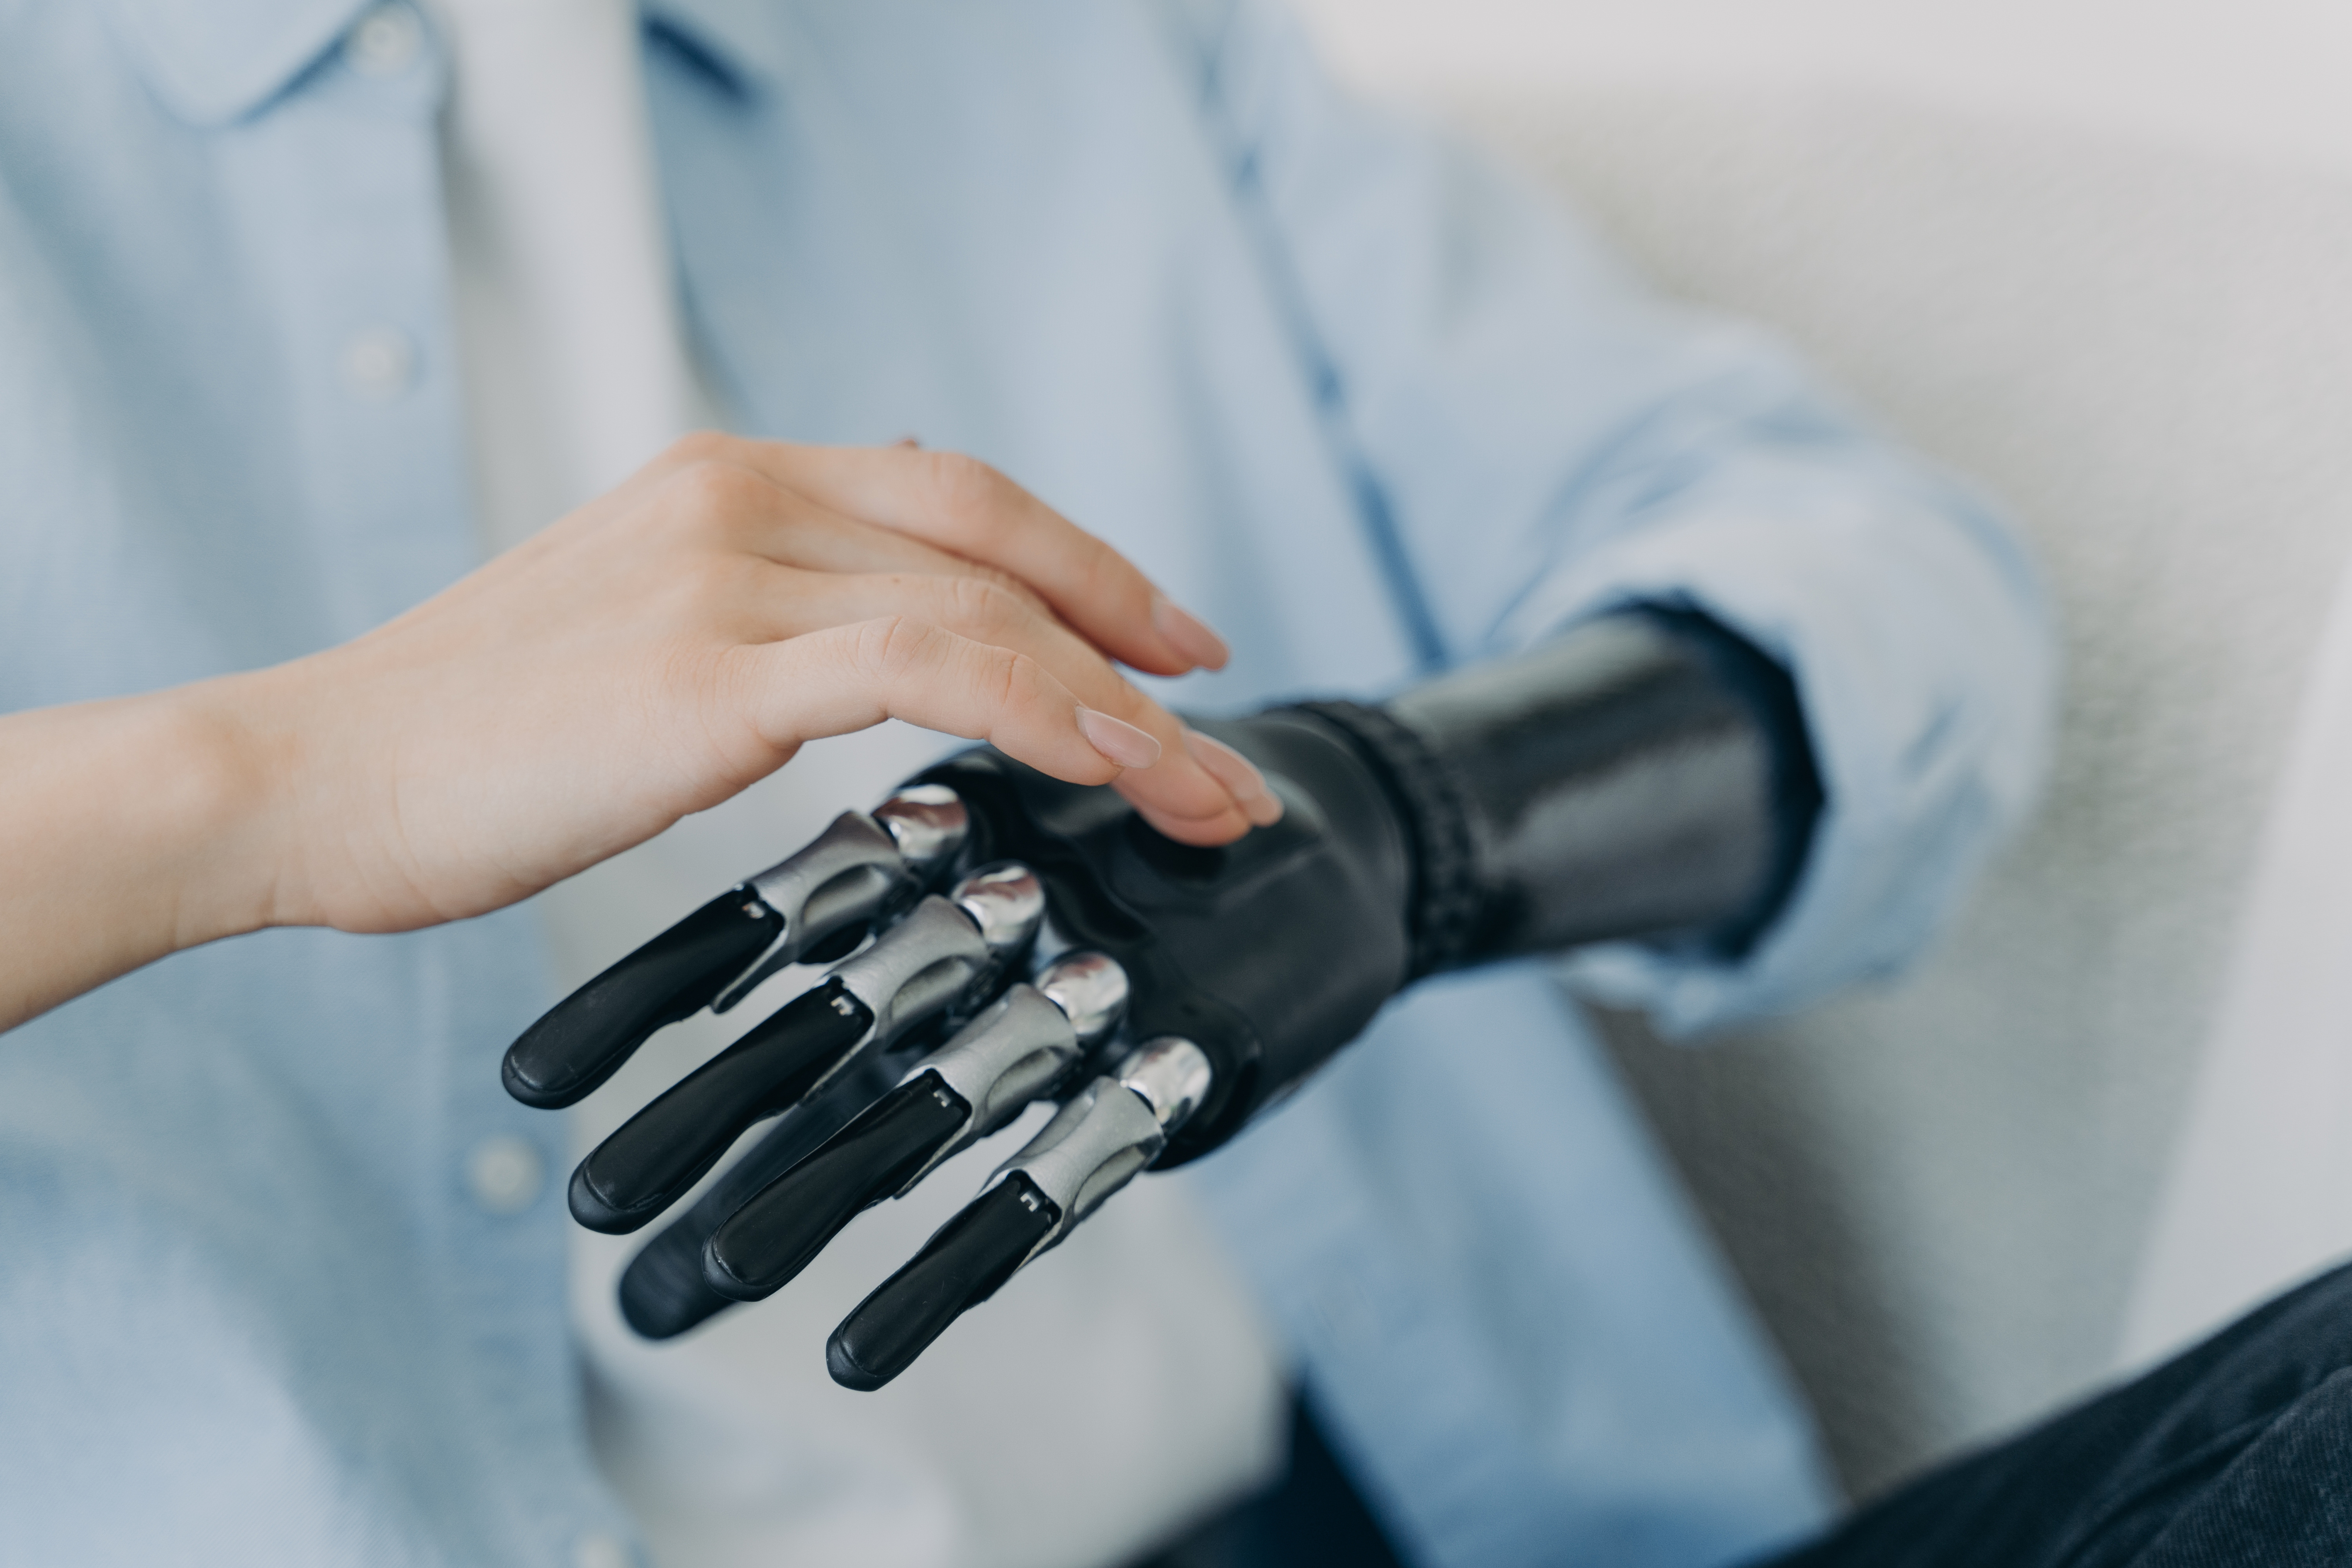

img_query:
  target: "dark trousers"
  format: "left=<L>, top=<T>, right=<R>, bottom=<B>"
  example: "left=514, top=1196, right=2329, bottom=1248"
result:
left=1145, top=1261, right=2352, bottom=1568
left=1772, top=1260, right=2352, bottom=1567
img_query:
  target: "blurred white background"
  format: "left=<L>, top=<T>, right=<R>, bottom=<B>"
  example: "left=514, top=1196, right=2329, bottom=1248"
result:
left=1288, top=0, right=2352, bottom=1501
left=1293, top=0, right=2352, bottom=168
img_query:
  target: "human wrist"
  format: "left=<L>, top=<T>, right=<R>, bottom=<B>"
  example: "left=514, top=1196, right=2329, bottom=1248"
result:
left=0, top=676, right=299, bottom=1031
left=139, top=671, right=307, bottom=947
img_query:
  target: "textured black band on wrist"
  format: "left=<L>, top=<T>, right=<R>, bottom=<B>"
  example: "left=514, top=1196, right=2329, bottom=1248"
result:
left=1288, top=698, right=1484, bottom=981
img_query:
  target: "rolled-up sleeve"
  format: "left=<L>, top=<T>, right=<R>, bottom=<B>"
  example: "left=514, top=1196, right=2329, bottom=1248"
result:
left=1184, top=0, right=2056, bottom=1030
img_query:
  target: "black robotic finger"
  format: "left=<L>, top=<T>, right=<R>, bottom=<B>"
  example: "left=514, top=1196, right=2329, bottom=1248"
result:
left=500, top=786, right=970, bottom=1111
left=569, top=980, right=875, bottom=1233
left=700, top=952, right=1132, bottom=1303
left=825, top=1173, right=1059, bottom=1392
left=568, top=866, right=1047, bottom=1235
left=702, top=1072, right=974, bottom=1303
left=502, top=890, right=781, bottom=1110
left=824, top=1035, right=1213, bottom=1390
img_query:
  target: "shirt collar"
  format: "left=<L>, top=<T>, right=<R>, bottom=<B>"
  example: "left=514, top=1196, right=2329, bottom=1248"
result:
left=101, top=0, right=379, bottom=125
left=641, top=0, right=793, bottom=94
left=102, top=0, right=788, bottom=128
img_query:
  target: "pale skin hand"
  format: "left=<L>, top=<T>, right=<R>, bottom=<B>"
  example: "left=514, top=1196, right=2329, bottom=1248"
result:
left=0, top=434, right=1283, bottom=1032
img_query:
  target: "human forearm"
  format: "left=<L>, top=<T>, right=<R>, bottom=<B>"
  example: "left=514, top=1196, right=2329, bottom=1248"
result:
left=0, top=679, right=286, bottom=1030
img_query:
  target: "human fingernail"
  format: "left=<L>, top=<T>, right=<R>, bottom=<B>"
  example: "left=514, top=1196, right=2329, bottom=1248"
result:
left=1077, top=707, right=1163, bottom=770
left=894, top=434, right=922, bottom=448
left=1182, top=728, right=1268, bottom=799
left=1183, top=729, right=1285, bottom=827
left=1152, top=596, right=1231, bottom=671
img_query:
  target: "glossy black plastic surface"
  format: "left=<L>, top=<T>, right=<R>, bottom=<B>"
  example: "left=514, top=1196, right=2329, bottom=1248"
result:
left=567, top=981, right=872, bottom=1234
left=826, top=1173, right=1060, bottom=1391
left=503, top=890, right=782, bottom=1109
left=703, top=1072, right=972, bottom=1302
left=1380, top=608, right=1817, bottom=963
left=616, top=1050, right=908, bottom=1339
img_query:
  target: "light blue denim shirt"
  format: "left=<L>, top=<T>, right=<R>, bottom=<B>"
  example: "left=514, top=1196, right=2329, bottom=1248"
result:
left=0, top=2, right=2053, bottom=1565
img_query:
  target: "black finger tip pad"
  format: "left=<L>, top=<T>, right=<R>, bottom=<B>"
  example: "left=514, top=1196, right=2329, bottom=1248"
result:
left=825, top=1334, right=891, bottom=1393
left=501, top=1049, right=576, bottom=1111
left=702, top=1073, right=971, bottom=1303
left=824, top=1174, right=1059, bottom=1391
left=503, top=1012, right=623, bottom=1110
left=502, top=891, right=782, bottom=1109
left=568, top=1160, right=643, bottom=1235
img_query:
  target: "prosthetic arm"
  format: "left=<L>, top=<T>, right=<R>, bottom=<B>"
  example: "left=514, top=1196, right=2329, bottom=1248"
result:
left=502, top=609, right=1819, bottom=1387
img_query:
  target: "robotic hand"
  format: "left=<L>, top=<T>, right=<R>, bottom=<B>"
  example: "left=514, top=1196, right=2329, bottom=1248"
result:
left=502, top=609, right=1819, bottom=1388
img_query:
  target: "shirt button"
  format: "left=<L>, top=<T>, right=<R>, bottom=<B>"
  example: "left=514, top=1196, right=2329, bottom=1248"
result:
left=338, top=327, right=415, bottom=400
left=572, top=1531, right=634, bottom=1568
left=344, top=5, right=423, bottom=77
left=466, top=1135, right=545, bottom=1215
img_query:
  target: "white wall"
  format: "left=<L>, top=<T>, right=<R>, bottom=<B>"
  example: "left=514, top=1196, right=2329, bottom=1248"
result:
left=1292, top=0, right=2352, bottom=170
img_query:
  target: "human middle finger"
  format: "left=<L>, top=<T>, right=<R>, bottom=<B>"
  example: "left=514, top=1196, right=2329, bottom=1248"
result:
left=668, top=459, right=1061, bottom=622
left=684, top=437, right=1227, bottom=679
left=750, top=566, right=1259, bottom=845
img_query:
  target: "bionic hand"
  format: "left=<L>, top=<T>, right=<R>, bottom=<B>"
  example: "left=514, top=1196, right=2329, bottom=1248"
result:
left=502, top=610, right=1818, bottom=1388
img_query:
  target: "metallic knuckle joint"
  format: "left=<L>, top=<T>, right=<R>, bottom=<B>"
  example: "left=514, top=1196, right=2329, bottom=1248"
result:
left=1113, top=1035, right=1215, bottom=1132
left=872, top=784, right=969, bottom=870
left=952, top=862, right=1047, bottom=959
left=1034, top=950, right=1130, bottom=1048
left=992, top=1035, right=1213, bottom=1264
left=893, top=952, right=1132, bottom=1194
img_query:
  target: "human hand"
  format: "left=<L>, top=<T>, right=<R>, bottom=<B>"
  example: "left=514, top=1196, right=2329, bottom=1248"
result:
left=227, top=434, right=1279, bottom=935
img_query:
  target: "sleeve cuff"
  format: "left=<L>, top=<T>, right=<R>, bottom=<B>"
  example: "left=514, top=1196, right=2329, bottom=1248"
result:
left=1500, top=499, right=2055, bottom=1032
